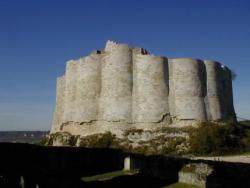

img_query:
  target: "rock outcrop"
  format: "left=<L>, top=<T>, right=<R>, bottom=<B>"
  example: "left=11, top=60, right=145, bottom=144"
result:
left=51, top=40, right=236, bottom=138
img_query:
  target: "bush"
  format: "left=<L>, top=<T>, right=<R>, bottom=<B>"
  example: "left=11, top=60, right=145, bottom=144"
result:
left=39, top=132, right=79, bottom=146
left=39, top=135, right=53, bottom=146
left=239, top=128, right=250, bottom=151
left=79, top=132, right=116, bottom=148
left=161, top=137, right=187, bottom=155
left=68, top=135, right=80, bottom=146
left=189, top=122, right=245, bottom=155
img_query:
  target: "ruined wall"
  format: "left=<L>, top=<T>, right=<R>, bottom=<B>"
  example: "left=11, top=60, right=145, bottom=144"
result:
left=51, top=40, right=236, bottom=136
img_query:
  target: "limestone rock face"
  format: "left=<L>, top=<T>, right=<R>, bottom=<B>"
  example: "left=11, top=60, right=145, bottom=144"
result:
left=51, top=40, right=236, bottom=137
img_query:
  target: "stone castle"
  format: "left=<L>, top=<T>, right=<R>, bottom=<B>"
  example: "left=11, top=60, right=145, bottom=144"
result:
left=50, top=40, right=236, bottom=139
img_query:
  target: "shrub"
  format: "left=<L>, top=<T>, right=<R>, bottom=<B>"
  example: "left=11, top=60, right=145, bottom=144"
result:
left=39, top=136, right=49, bottom=146
left=68, top=135, right=79, bottom=146
left=161, top=137, right=187, bottom=155
left=239, top=128, right=250, bottom=151
left=79, top=132, right=116, bottom=148
left=39, top=132, right=78, bottom=146
left=189, top=122, right=244, bottom=155
left=39, top=134, right=53, bottom=146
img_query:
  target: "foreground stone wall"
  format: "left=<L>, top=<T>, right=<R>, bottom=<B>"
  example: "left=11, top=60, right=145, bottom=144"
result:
left=51, top=40, right=236, bottom=136
left=2, top=143, right=250, bottom=188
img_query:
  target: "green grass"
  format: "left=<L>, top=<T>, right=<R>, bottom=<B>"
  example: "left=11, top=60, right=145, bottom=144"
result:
left=82, top=171, right=200, bottom=188
left=81, top=170, right=137, bottom=182
left=163, top=182, right=200, bottom=188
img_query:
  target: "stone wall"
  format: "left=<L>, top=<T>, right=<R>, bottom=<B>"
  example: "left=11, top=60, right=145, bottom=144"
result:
left=126, top=154, right=250, bottom=188
left=51, top=40, right=236, bottom=136
left=2, top=143, right=250, bottom=188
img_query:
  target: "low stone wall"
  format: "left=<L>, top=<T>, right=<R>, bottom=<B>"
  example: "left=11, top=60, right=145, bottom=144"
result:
left=1, top=143, right=250, bottom=188
left=178, top=163, right=213, bottom=188
left=0, top=143, right=124, bottom=187
left=127, top=154, right=250, bottom=188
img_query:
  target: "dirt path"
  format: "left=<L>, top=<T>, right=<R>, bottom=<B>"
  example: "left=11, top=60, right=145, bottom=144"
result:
left=190, top=154, right=250, bottom=163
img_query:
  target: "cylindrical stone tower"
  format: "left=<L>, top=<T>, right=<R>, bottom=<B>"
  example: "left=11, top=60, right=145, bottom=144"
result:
left=168, top=59, right=176, bottom=118
left=51, top=76, right=65, bottom=133
left=63, top=60, right=78, bottom=122
left=132, top=53, right=169, bottom=122
left=98, top=41, right=132, bottom=122
left=171, top=58, right=207, bottom=121
left=222, top=66, right=236, bottom=120
left=74, top=51, right=102, bottom=122
left=204, top=60, right=224, bottom=120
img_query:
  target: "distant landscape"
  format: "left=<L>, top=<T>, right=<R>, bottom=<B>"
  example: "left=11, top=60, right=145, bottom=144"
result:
left=0, top=121, right=248, bottom=145
left=0, top=131, right=49, bottom=144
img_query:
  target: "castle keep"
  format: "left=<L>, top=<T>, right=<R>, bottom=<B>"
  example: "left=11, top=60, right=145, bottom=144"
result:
left=51, top=40, right=236, bottom=138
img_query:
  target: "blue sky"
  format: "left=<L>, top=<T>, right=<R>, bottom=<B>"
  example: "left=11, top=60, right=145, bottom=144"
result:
left=0, top=0, right=249, bottom=131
